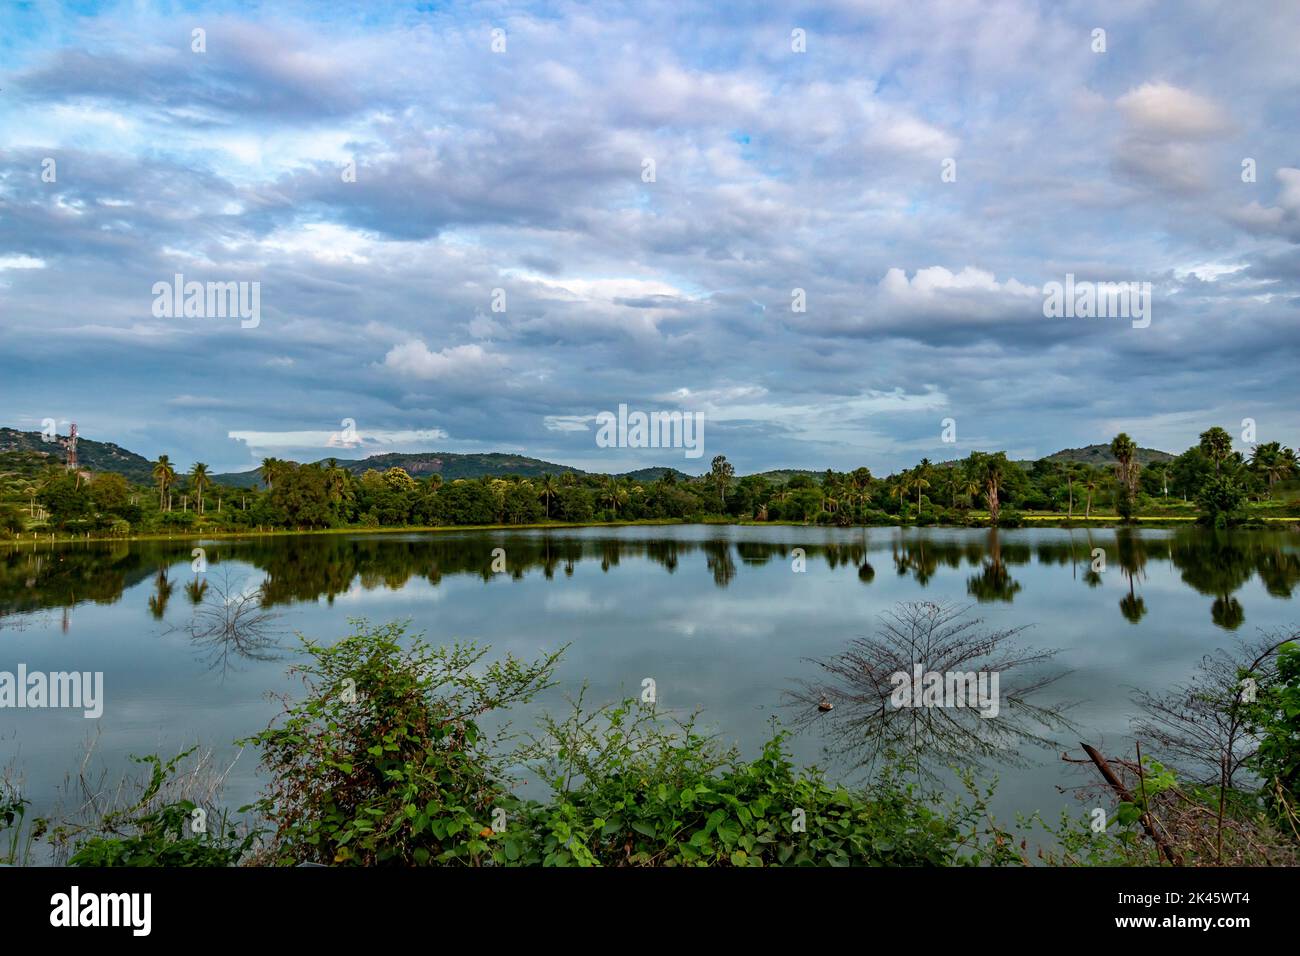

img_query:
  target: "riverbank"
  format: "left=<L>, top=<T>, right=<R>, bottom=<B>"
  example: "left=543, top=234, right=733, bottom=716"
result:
left=3, top=512, right=1300, bottom=546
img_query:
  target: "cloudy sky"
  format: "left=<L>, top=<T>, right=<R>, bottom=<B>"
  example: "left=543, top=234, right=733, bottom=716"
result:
left=1, top=0, right=1297, bottom=476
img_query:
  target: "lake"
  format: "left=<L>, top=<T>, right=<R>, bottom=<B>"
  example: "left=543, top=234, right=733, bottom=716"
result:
left=3, top=524, right=1298, bottom=843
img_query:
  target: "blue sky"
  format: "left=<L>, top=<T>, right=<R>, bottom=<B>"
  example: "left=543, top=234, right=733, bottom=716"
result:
left=1, top=0, right=1297, bottom=475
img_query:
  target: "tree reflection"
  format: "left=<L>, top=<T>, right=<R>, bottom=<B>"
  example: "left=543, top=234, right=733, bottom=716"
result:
left=786, top=601, right=1072, bottom=781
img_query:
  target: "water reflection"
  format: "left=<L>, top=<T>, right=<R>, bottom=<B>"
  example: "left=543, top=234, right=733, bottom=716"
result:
left=2, top=527, right=1297, bottom=637
left=786, top=601, right=1073, bottom=780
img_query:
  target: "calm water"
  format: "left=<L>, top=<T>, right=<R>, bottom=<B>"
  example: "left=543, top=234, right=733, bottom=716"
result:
left=2, top=525, right=1298, bottom=834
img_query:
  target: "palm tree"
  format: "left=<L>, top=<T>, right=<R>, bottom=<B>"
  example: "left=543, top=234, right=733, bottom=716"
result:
left=1250, top=441, right=1296, bottom=495
left=912, top=468, right=930, bottom=510
left=601, top=475, right=627, bottom=516
left=152, top=455, right=176, bottom=512
left=1084, top=476, right=1098, bottom=519
left=260, top=457, right=282, bottom=491
left=538, top=473, right=559, bottom=519
left=1199, top=427, right=1233, bottom=475
left=189, top=462, right=211, bottom=515
left=1109, top=432, right=1139, bottom=518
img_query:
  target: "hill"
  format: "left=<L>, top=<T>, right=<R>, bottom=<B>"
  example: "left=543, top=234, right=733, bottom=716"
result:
left=1046, top=444, right=1175, bottom=467
left=213, top=452, right=586, bottom=488
left=0, top=428, right=156, bottom=484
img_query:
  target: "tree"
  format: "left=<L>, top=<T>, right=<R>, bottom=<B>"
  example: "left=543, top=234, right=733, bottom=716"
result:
left=189, top=462, right=211, bottom=515
left=966, top=452, right=1009, bottom=526
left=1109, top=432, right=1139, bottom=520
left=1083, top=473, right=1098, bottom=519
left=1199, top=427, right=1233, bottom=475
left=913, top=460, right=932, bottom=510
left=1249, top=442, right=1296, bottom=496
left=152, top=455, right=176, bottom=511
left=260, top=457, right=284, bottom=491
left=709, top=455, right=734, bottom=510
left=1196, top=474, right=1247, bottom=528
left=538, top=474, right=559, bottom=519
left=88, top=472, right=131, bottom=515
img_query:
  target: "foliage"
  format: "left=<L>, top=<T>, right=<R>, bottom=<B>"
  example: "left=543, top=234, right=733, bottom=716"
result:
left=59, top=751, right=255, bottom=867
left=1196, top=474, right=1247, bottom=527
left=243, top=620, right=562, bottom=866
left=518, top=696, right=1013, bottom=867
left=1247, top=642, right=1300, bottom=818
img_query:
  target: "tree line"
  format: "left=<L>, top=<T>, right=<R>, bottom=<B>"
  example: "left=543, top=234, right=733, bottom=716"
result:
left=2, top=426, right=1295, bottom=536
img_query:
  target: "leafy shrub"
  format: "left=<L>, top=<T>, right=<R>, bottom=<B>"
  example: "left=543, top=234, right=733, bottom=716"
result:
left=996, top=509, right=1026, bottom=528
left=1197, top=475, right=1247, bottom=528
left=1249, top=642, right=1300, bottom=816
left=519, top=699, right=1005, bottom=867
left=244, top=620, right=562, bottom=866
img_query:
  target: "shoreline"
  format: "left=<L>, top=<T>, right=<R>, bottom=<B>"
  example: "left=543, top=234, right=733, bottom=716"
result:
left=3, top=513, right=1298, bottom=546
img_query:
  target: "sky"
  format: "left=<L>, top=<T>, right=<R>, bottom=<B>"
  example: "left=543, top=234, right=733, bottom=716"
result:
left=0, top=0, right=1297, bottom=476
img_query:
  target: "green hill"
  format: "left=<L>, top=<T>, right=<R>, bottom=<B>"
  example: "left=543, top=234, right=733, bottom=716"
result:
left=0, top=428, right=155, bottom=484
left=213, top=452, right=585, bottom=488
left=1046, top=444, right=1175, bottom=467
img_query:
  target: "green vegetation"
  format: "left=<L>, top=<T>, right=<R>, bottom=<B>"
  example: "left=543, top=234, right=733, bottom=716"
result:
left=1, top=425, right=1297, bottom=540
left=4, top=619, right=1295, bottom=867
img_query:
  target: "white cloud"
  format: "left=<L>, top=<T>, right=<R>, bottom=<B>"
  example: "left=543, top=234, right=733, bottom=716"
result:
left=1116, top=83, right=1231, bottom=139
left=381, top=341, right=504, bottom=379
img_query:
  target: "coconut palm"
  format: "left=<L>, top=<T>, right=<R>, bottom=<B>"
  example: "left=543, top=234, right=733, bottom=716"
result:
left=152, top=455, right=176, bottom=511
left=912, top=468, right=930, bottom=510
left=538, top=473, right=559, bottom=519
left=601, top=475, right=627, bottom=516
left=260, top=457, right=283, bottom=491
left=189, top=462, right=211, bottom=514
left=1249, top=441, right=1296, bottom=495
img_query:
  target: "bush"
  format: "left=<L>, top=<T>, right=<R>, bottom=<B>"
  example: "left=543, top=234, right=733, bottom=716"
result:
left=996, top=509, right=1026, bottom=528
left=243, top=624, right=1012, bottom=867
left=0, top=504, right=24, bottom=537
left=1248, top=642, right=1300, bottom=817
left=1197, top=475, right=1247, bottom=528
left=244, top=620, right=562, bottom=866
left=520, top=699, right=999, bottom=867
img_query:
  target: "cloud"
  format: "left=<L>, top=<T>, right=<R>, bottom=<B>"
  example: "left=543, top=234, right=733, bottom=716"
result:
left=381, top=342, right=505, bottom=380
left=1116, top=83, right=1232, bottom=140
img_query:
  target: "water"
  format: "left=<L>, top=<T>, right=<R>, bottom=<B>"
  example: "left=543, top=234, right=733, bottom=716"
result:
left=2, top=525, right=1297, bottom=837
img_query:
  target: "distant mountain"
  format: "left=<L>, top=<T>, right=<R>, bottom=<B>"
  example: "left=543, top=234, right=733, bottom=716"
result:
left=211, top=453, right=694, bottom=488
left=213, top=452, right=585, bottom=488
left=1046, top=444, right=1175, bottom=467
left=619, top=467, right=696, bottom=483
left=748, top=469, right=822, bottom=484
left=0, top=428, right=155, bottom=484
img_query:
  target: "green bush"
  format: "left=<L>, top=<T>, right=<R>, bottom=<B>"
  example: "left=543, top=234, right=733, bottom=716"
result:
left=996, top=509, right=1026, bottom=528
left=1248, top=642, right=1300, bottom=816
left=242, top=624, right=1013, bottom=867
left=519, top=699, right=1004, bottom=867
left=244, top=620, right=562, bottom=866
